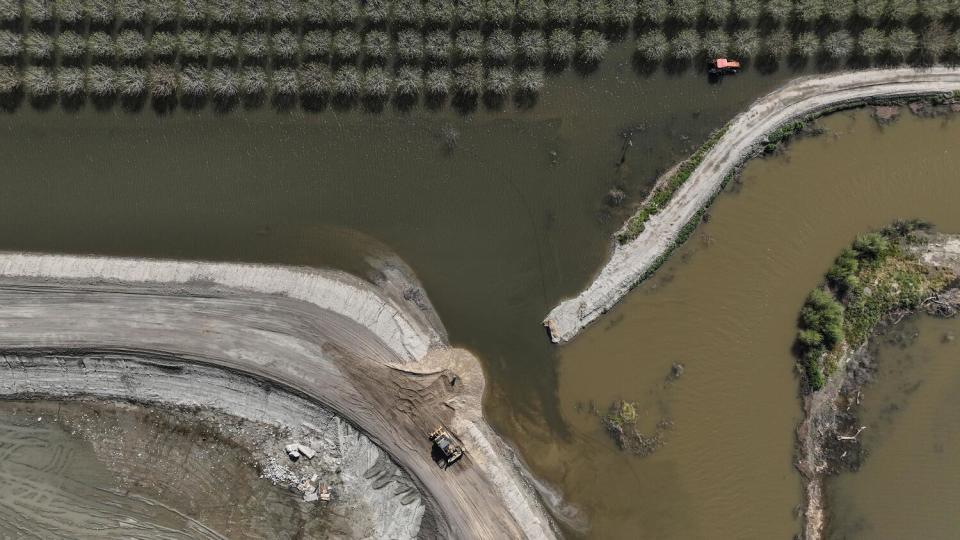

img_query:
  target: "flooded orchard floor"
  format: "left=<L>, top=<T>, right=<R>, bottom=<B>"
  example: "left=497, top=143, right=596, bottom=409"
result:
left=826, top=315, right=960, bottom=540
left=505, top=108, right=960, bottom=538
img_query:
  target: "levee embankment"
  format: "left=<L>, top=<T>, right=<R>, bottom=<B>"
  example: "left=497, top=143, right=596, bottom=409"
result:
left=544, top=67, right=960, bottom=344
left=0, top=253, right=557, bottom=540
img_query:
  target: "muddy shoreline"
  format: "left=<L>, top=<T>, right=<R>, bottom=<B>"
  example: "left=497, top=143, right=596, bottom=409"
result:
left=796, top=235, right=960, bottom=539
left=0, top=253, right=558, bottom=539
left=544, top=67, right=960, bottom=344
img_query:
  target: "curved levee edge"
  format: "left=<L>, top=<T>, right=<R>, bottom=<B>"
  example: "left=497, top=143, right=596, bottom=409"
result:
left=544, top=67, right=960, bottom=344
left=0, top=251, right=562, bottom=540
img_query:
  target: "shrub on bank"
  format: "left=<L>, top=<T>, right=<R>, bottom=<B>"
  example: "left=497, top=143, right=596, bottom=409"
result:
left=146, top=0, right=177, bottom=24
left=149, top=31, right=178, bottom=59
left=363, top=66, right=392, bottom=98
left=607, top=0, right=637, bottom=27
left=273, top=67, right=299, bottom=96
left=485, top=65, right=513, bottom=95
left=486, top=28, right=516, bottom=64
left=0, top=65, right=19, bottom=93
left=364, top=0, right=390, bottom=24
left=55, top=0, right=84, bottom=23
left=823, top=0, right=853, bottom=22
left=763, top=0, right=791, bottom=22
left=518, top=30, right=546, bottom=63
left=0, top=30, right=21, bottom=59
left=116, top=66, right=146, bottom=96
left=485, top=0, right=515, bottom=26
left=822, top=31, right=853, bottom=60
left=517, top=0, right=547, bottom=25
left=792, top=32, right=819, bottom=58
left=24, top=31, right=53, bottom=61
left=546, top=0, right=577, bottom=24
left=855, top=0, right=884, bottom=21
left=240, top=66, right=268, bottom=95
left=578, top=0, right=608, bottom=27
left=272, top=29, right=300, bottom=61
left=393, top=0, right=424, bottom=26
left=516, top=67, right=544, bottom=94
left=150, top=64, right=177, bottom=98
left=23, top=65, right=55, bottom=96
left=704, top=29, right=730, bottom=58
left=885, top=28, right=917, bottom=62
left=730, top=0, right=759, bottom=20
left=332, top=29, right=361, bottom=60
left=457, top=0, right=485, bottom=26
left=763, top=29, right=791, bottom=58
left=424, top=0, right=454, bottom=26
left=856, top=28, right=884, bottom=59
left=178, top=31, right=206, bottom=60
left=455, top=30, right=483, bottom=60
left=669, top=0, right=700, bottom=24
left=0, top=0, right=20, bottom=22
left=24, top=0, right=52, bottom=22
left=302, top=31, right=332, bottom=59
left=703, top=0, right=730, bottom=26
left=364, top=30, right=393, bottom=62
left=397, top=29, right=424, bottom=63
left=638, top=0, right=668, bottom=23
left=333, top=65, right=361, bottom=97
left=178, top=64, right=208, bottom=96
left=86, top=64, right=116, bottom=96
left=453, top=61, right=483, bottom=96
left=424, top=30, right=452, bottom=62
left=424, top=67, right=451, bottom=95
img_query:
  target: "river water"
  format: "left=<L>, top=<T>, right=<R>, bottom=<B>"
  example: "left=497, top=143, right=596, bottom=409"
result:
left=508, top=108, right=960, bottom=538
left=2, top=49, right=959, bottom=537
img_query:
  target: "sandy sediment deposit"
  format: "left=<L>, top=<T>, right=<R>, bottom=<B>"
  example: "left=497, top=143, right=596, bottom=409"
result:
left=544, top=67, right=960, bottom=344
left=0, top=253, right=557, bottom=539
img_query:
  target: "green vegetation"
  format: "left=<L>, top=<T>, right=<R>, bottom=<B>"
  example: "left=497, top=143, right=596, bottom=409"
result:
left=795, top=221, right=953, bottom=390
left=2, top=0, right=959, bottom=110
left=616, top=124, right=728, bottom=244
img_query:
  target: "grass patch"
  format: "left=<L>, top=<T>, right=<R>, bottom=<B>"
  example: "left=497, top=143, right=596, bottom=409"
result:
left=616, top=125, right=729, bottom=244
left=794, top=219, right=953, bottom=391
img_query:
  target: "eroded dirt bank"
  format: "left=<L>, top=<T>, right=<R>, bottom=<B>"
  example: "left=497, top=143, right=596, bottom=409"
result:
left=545, top=67, right=960, bottom=344
left=797, top=235, right=960, bottom=540
left=0, top=253, right=557, bottom=539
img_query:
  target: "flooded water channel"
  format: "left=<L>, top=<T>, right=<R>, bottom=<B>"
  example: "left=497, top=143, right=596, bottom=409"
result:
left=826, top=315, right=960, bottom=539
left=2, top=40, right=960, bottom=537
left=510, top=109, right=960, bottom=538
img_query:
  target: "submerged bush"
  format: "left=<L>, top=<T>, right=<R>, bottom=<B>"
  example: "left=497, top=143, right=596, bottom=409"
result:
left=485, top=0, right=515, bottom=24
left=149, top=31, right=178, bottom=59
left=273, top=68, right=299, bottom=98
left=333, top=65, right=361, bottom=97
left=548, top=28, right=576, bottom=63
left=24, top=0, right=53, bottom=22
left=638, top=0, right=669, bottom=23
left=636, top=30, right=669, bottom=61
left=302, top=31, right=332, bottom=59
left=178, top=31, right=206, bottom=60
left=885, top=27, right=917, bottom=61
left=209, top=67, right=239, bottom=98
left=546, top=0, right=577, bottom=24
left=0, top=0, right=21, bottom=22
left=518, top=30, right=546, bottom=63
left=703, top=29, right=730, bottom=57
left=178, top=64, right=208, bottom=96
left=455, top=29, right=483, bottom=60
left=397, top=29, right=424, bottom=63
left=116, top=0, right=144, bottom=22
left=857, top=27, right=885, bottom=58
left=424, top=67, right=451, bottom=95
left=763, top=29, right=791, bottom=58
left=240, top=66, right=268, bottom=95
left=578, top=30, right=608, bottom=64
left=485, top=66, right=513, bottom=95
left=730, top=0, right=759, bottom=20
left=272, top=29, right=299, bottom=61
left=242, top=32, right=270, bottom=59
left=702, top=0, right=730, bottom=25
left=364, top=0, right=390, bottom=24
left=115, top=29, right=147, bottom=62
left=55, top=0, right=84, bottom=22
left=668, top=0, right=700, bottom=23
left=671, top=29, right=700, bottom=60
left=208, top=30, right=239, bottom=60
left=24, top=31, right=53, bottom=61
left=424, top=0, right=454, bottom=26
left=116, top=66, right=146, bottom=96
left=763, top=0, right=792, bottom=22
left=486, top=28, right=515, bottom=64
left=517, top=0, right=547, bottom=24
left=298, top=62, right=332, bottom=96
left=453, top=61, right=483, bottom=96
left=23, top=66, right=55, bottom=96
left=86, top=64, right=116, bottom=96
left=424, top=30, right=451, bottom=62
left=822, top=30, right=853, bottom=60
left=392, top=0, right=424, bottom=26
left=607, top=0, right=637, bottom=26
left=0, top=30, right=21, bottom=59
left=0, top=65, right=19, bottom=93
left=145, top=0, right=177, bottom=23
left=515, top=67, right=544, bottom=94
left=364, top=30, right=393, bottom=62
left=56, top=66, right=85, bottom=95
left=792, top=32, right=819, bottom=58
left=394, top=65, right=422, bottom=96
left=330, top=0, right=361, bottom=25
left=457, top=0, right=485, bottom=25
left=149, top=63, right=177, bottom=98
left=855, top=0, right=884, bottom=20
left=363, top=66, right=392, bottom=98
left=578, top=0, right=608, bottom=26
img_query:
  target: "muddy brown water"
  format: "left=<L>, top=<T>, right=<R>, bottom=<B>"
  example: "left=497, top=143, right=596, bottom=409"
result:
left=826, top=315, right=960, bottom=539
left=2, top=44, right=959, bottom=537
left=507, top=109, right=960, bottom=538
